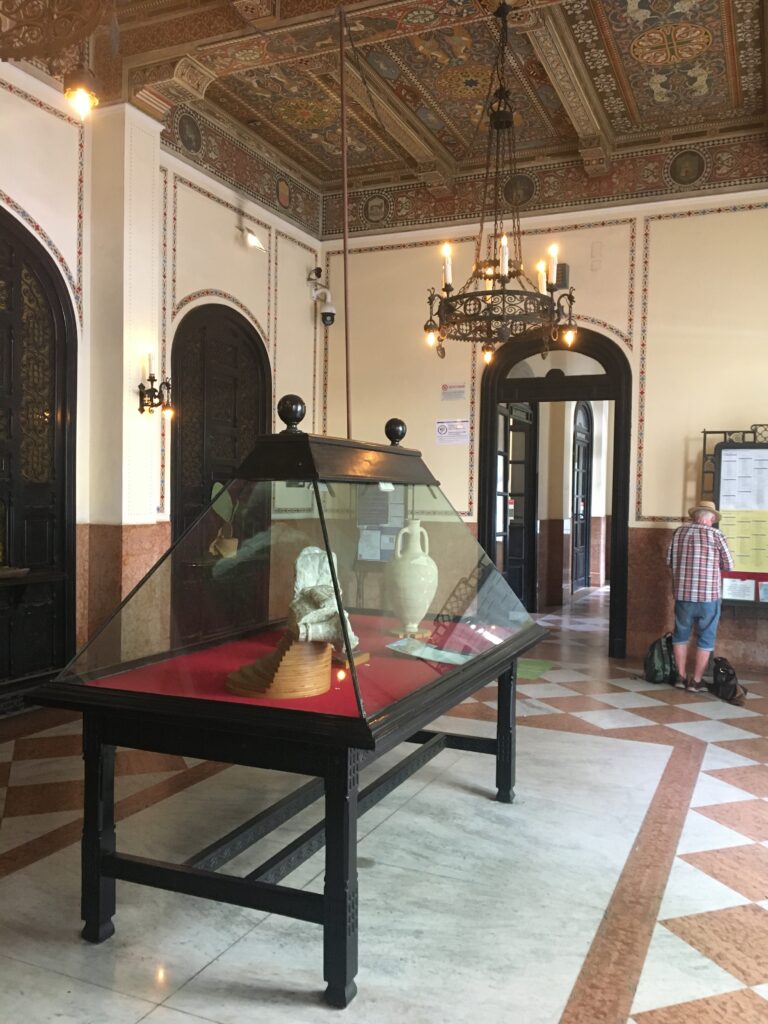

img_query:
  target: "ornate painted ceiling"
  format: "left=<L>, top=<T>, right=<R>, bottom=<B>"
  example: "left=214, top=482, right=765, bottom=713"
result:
left=79, top=0, right=768, bottom=234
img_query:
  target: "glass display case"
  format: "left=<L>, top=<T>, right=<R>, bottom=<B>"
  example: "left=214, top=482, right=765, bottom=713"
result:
left=38, top=397, right=547, bottom=1009
left=55, top=398, right=542, bottom=747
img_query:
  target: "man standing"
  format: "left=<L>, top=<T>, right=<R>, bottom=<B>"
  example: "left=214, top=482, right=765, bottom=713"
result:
left=667, top=500, right=734, bottom=692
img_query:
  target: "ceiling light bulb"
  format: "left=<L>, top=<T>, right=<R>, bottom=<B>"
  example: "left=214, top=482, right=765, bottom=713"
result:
left=66, top=86, right=97, bottom=120
left=482, top=344, right=495, bottom=364
left=426, top=330, right=436, bottom=348
left=564, top=328, right=576, bottom=346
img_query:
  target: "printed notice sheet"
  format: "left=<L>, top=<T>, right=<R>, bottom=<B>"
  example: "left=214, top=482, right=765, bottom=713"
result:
left=718, top=447, right=768, bottom=574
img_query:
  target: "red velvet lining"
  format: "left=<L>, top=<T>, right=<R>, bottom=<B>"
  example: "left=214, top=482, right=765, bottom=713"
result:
left=85, top=617, right=512, bottom=718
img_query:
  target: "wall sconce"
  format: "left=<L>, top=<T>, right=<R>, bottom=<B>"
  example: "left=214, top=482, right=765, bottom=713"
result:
left=138, top=355, right=173, bottom=417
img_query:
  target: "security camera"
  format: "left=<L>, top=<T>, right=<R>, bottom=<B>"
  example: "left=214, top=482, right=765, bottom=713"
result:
left=320, top=301, right=336, bottom=327
left=308, top=267, right=323, bottom=281
left=309, top=277, right=336, bottom=327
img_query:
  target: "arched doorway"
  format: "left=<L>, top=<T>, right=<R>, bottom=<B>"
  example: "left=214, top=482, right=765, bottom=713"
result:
left=0, top=207, right=77, bottom=703
left=170, top=304, right=271, bottom=645
left=571, top=401, right=593, bottom=593
left=171, top=304, right=271, bottom=540
left=479, top=329, right=631, bottom=658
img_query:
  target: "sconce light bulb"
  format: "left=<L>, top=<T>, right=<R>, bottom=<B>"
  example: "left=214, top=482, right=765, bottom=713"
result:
left=564, top=328, right=576, bottom=346
left=244, top=229, right=265, bottom=251
left=163, top=405, right=175, bottom=419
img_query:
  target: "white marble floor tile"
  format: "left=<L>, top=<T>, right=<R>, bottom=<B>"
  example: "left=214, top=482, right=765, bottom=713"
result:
left=572, top=708, right=654, bottom=730
left=676, top=809, right=753, bottom=854
left=539, top=669, right=591, bottom=683
left=0, top=954, right=155, bottom=1024
left=516, top=682, right=580, bottom=698
left=517, top=698, right=562, bottom=717
left=701, top=746, right=759, bottom=771
left=591, top=692, right=666, bottom=710
left=0, top=740, right=14, bottom=760
left=428, top=715, right=495, bottom=739
left=166, top=861, right=599, bottom=1024
left=658, top=858, right=749, bottom=919
left=141, top=1009, right=222, bottom=1024
left=604, top=678, right=667, bottom=692
left=753, top=984, right=768, bottom=1001
left=665, top=720, right=757, bottom=742
left=9, top=754, right=83, bottom=786
left=630, top=924, right=744, bottom=1014
left=690, top=774, right=757, bottom=807
left=676, top=700, right=760, bottom=721
left=0, top=809, right=81, bottom=854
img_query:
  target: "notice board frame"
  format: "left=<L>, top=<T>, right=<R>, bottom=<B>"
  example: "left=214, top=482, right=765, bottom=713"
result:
left=713, top=440, right=768, bottom=606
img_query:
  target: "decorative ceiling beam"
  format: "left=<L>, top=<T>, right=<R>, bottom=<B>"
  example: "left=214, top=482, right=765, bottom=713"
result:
left=525, top=4, right=614, bottom=177
left=340, top=58, right=457, bottom=189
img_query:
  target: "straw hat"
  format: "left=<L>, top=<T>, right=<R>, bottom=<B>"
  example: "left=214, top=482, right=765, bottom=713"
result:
left=688, top=499, right=720, bottom=523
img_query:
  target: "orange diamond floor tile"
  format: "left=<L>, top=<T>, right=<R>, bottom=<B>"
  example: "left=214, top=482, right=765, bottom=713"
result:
left=706, top=764, right=768, bottom=797
left=662, top=905, right=768, bottom=985
left=632, top=989, right=768, bottom=1024
left=681, top=843, right=768, bottom=901
left=694, top=799, right=768, bottom=842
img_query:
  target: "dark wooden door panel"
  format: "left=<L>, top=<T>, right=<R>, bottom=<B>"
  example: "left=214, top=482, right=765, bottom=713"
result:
left=0, top=209, right=75, bottom=697
left=171, top=305, right=271, bottom=646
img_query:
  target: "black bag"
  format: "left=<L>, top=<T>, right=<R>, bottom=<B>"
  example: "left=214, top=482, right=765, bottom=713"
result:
left=708, top=657, right=747, bottom=707
left=644, top=633, right=678, bottom=684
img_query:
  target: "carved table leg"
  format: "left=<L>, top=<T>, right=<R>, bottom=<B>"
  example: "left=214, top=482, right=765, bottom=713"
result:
left=496, top=661, right=516, bottom=804
left=81, top=713, right=116, bottom=943
left=323, top=749, right=359, bottom=1007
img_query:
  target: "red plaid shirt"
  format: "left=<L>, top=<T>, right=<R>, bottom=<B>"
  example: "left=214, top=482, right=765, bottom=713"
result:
left=667, top=523, right=734, bottom=602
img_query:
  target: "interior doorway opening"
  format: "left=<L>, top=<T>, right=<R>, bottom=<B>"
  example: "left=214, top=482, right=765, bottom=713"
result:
left=479, top=329, right=631, bottom=659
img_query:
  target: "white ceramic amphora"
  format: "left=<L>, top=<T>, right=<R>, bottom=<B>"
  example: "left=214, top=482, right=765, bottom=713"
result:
left=385, top=519, right=438, bottom=634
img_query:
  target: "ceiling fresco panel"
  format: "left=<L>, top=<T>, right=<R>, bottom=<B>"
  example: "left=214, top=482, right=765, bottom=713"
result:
left=561, top=0, right=765, bottom=135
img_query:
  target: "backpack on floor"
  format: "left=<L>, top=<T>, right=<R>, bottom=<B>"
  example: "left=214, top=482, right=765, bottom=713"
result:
left=643, top=633, right=678, bottom=684
left=708, top=657, right=748, bottom=707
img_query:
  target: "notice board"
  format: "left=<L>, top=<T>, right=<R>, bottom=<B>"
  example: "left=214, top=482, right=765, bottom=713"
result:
left=715, top=442, right=768, bottom=602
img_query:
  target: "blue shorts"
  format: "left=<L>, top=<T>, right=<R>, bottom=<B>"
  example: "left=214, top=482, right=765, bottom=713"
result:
left=672, top=600, right=721, bottom=652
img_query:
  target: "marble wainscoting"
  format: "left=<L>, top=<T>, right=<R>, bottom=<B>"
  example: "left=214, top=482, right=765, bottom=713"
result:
left=76, top=523, right=171, bottom=644
left=626, top=527, right=768, bottom=671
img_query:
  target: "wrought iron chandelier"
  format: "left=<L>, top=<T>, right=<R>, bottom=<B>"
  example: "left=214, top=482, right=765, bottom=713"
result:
left=423, top=1, right=577, bottom=364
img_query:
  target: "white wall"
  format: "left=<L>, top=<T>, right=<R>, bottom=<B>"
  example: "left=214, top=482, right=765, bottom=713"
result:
left=325, top=190, right=768, bottom=527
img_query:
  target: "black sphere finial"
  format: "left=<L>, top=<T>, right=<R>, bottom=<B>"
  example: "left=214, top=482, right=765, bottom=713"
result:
left=277, top=394, right=306, bottom=433
left=385, top=418, right=407, bottom=446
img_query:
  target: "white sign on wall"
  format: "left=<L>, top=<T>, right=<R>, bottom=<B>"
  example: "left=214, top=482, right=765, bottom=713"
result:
left=436, top=419, right=469, bottom=445
left=440, top=383, right=466, bottom=402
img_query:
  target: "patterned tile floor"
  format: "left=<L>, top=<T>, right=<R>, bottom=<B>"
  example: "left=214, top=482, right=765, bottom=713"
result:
left=1, top=587, right=768, bottom=1022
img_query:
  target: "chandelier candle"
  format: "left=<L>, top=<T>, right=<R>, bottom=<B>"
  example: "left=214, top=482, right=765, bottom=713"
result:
left=547, top=244, right=559, bottom=286
left=536, top=261, right=547, bottom=295
left=441, top=243, right=453, bottom=289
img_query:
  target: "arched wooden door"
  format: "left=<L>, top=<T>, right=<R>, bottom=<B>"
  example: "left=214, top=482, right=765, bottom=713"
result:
left=170, top=304, right=271, bottom=645
left=171, top=304, right=271, bottom=540
left=0, top=208, right=77, bottom=704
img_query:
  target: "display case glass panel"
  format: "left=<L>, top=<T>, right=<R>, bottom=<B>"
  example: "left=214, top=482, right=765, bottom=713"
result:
left=60, top=479, right=535, bottom=721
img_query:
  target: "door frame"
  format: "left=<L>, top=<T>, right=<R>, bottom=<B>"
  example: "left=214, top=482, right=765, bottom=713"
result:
left=170, top=303, right=272, bottom=542
left=0, top=206, right=78, bottom=697
left=478, top=328, right=631, bottom=658
left=571, top=400, right=593, bottom=593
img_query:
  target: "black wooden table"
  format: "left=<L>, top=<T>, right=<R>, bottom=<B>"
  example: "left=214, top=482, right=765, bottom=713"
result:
left=39, top=624, right=544, bottom=1008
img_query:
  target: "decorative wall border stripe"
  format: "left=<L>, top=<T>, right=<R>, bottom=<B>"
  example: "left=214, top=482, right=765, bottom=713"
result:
left=159, top=167, right=169, bottom=516
left=274, top=230, right=319, bottom=432
left=0, top=78, right=84, bottom=324
left=174, top=289, right=268, bottom=344
left=636, top=200, right=768, bottom=523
